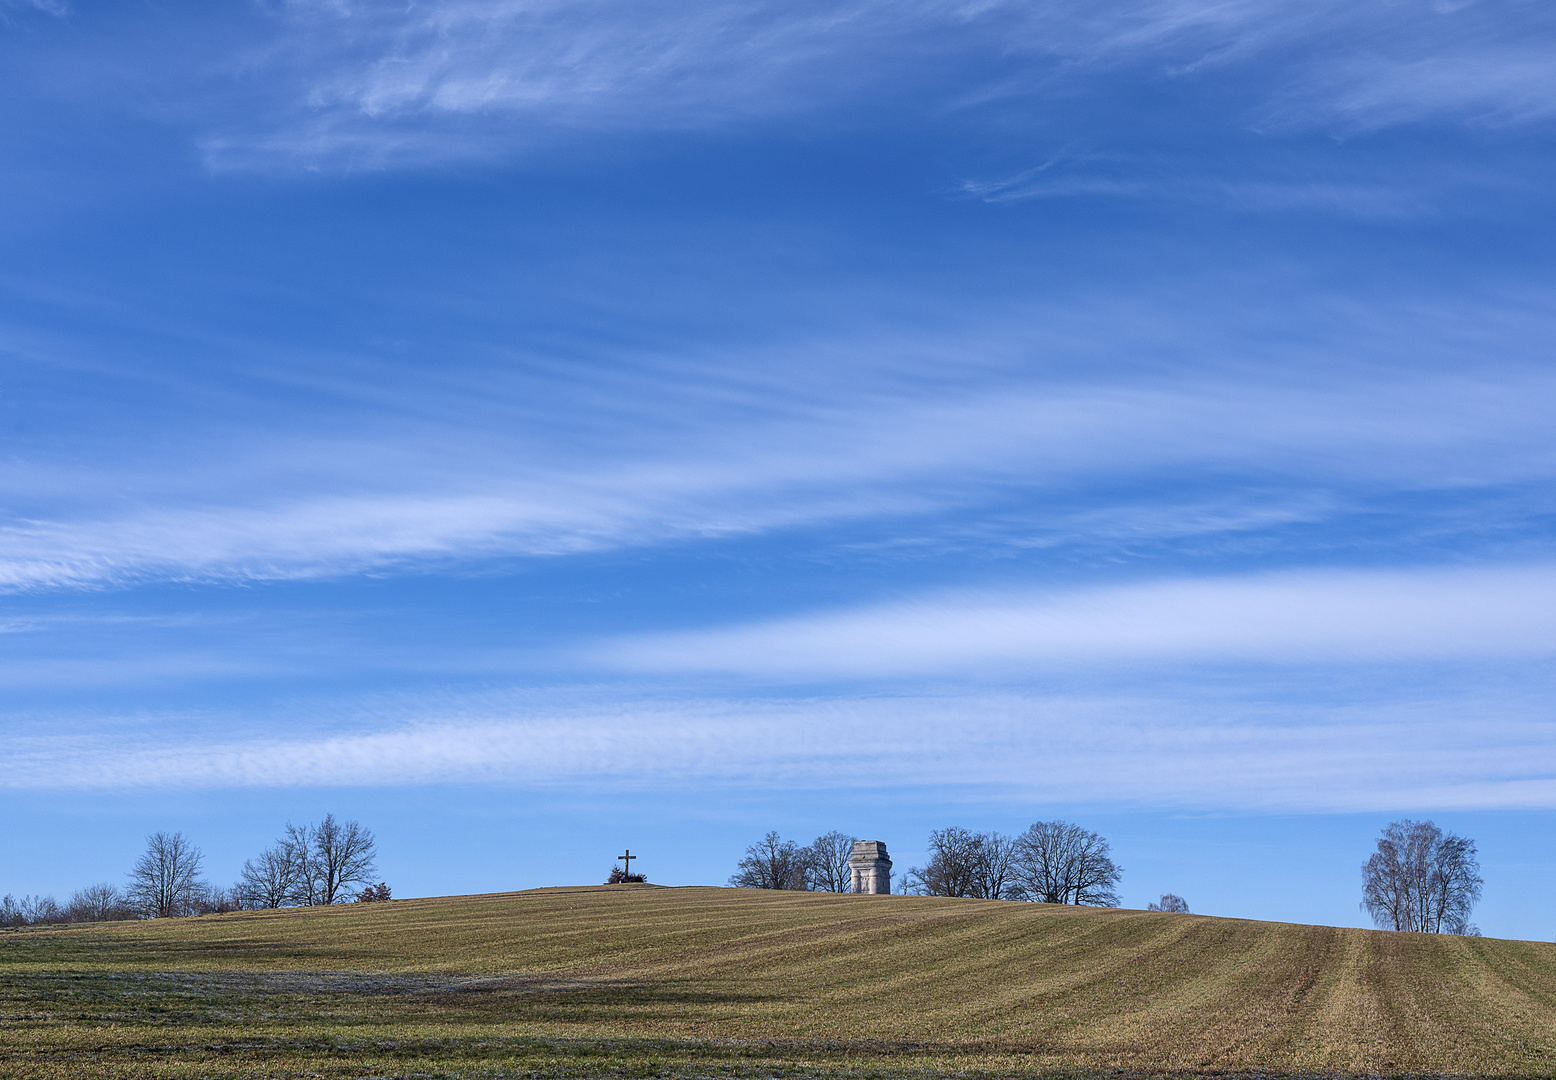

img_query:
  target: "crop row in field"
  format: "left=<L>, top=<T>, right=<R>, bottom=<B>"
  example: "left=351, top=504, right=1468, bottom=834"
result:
left=2, top=885, right=1554, bottom=1079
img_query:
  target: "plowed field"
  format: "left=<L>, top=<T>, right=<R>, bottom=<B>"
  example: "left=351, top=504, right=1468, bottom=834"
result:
left=3, top=884, right=1553, bottom=1079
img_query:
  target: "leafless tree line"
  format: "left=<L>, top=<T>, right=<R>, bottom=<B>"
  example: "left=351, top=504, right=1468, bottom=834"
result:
left=728, top=822, right=1124, bottom=906
left=729, top=830, right=859, bottom=891
left=1, top=814, right=381, bottom=926
left=4, top=831, right=233, bottom=926
left=1361, top=818, right=1482, bottom=935
left=905, top=822, right=1123, bottom=906
left=1, top=885, right=139, bottom=927
left=904, top=827, right=1020, bottom=899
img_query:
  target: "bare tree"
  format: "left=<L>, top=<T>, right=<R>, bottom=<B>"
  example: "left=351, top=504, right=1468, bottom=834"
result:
left=907, top=827, right=978, bottom=897
left=239, top=837, right=306, bottom=909
left=68, top=883, right=133, bottom=922
left=1431, top=835, right=1483, bottom=936
left=804, top=831, right=858, bottom=893
left=127, top=831, right=206, bottom=918
left=730, top=831, right=808, bottom=889
left=972, top=832, right=1021, bottom=900
left=1014, top=820, right=1122, bottom=906
left=1362, top=819, right=1482, bottom=934
left=906, top=828, right=1022, bottom=899
left=1148, top=893, right=1190, bottom=913
left=283, top=822, right=320, bottom=906
left=263, top=816, right=377, bottom=906
left=310, top=814, right=379, bottom=905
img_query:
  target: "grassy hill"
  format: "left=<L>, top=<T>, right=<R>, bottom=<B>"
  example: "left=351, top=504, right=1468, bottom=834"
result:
left=3, top=884, right=1555, bottom=1079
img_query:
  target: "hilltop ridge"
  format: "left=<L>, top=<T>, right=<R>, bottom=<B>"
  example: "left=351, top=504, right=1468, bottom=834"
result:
left=4, top=885, right=1554, bottom=1077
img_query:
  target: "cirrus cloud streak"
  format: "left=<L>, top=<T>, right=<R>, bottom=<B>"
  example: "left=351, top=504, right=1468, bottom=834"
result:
left=595, top=563, right=1556, bottom=678
left=1, top=352, right=1553, bottom=589
left=5, top=688, right=1553, bottom=813
left=193, top=0, right=1556, bottom=169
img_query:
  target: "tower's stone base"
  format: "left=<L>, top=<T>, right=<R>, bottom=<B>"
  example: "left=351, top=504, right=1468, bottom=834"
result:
left=848, top=840, right=892, bottom=894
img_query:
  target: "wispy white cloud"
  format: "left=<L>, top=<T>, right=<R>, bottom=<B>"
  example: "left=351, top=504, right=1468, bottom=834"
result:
left=594, top=563, right=1556, bottom=677
left=1, top=287, right=1553, bottom=589
left=1260, top=45, right=1556, bottom=132
left=960, top=166, right=1436, bottom=219
left=205, top=0, right=927, bottom=169
left=188, top=0, right=1556, bottom=169
left=993, top=0, right=1556, bottom=131
left=6, top=686, right=1554, bottom=813
left=0, top=370, right=1548, bottom=588
left=0, top=0, right=67, bottom=17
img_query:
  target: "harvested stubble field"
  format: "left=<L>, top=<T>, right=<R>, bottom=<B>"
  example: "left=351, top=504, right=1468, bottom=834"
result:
left=2, top=885, right=1554, bottom=1080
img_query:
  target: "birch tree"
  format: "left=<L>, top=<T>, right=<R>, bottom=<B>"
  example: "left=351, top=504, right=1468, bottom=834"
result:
left=1361, top=819, right=1482, bottom=934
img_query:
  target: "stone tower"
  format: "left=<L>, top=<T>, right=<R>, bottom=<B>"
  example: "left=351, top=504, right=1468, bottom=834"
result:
left=848, top=840, right=892, bottom=894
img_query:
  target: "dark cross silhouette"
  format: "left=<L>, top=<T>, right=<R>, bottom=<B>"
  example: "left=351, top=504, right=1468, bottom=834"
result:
left=618, top=849, right=636, bottom=879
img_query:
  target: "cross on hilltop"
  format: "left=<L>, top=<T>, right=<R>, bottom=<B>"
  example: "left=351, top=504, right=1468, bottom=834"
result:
left=607, top=848, right=645, bottom=884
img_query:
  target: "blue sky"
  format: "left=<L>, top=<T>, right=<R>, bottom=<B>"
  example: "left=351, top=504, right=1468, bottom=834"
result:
left=2, top=0, right=1555, bottom=937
